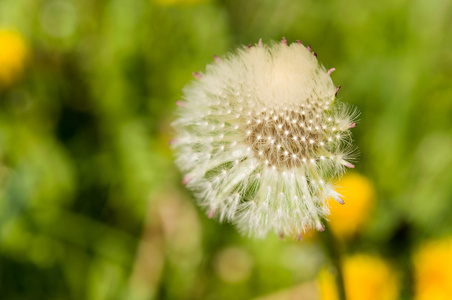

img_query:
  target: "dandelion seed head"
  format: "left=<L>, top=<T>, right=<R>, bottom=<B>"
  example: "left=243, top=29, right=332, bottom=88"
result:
left=172, top=38, right=358, bottom=238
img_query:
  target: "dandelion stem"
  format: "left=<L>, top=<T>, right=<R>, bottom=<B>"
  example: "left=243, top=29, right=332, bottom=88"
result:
left=320, top=222, right=347, bottom=300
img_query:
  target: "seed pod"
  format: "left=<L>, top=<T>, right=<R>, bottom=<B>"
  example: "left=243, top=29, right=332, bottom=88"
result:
left=172, top=38, right=359, bottom=238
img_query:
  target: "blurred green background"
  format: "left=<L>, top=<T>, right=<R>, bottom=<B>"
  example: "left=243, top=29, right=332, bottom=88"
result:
left=1, top=0, right=452, bottom=299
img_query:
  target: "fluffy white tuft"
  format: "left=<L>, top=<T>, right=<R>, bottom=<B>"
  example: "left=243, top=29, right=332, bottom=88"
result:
left=172, top=39, right=358, bottom=238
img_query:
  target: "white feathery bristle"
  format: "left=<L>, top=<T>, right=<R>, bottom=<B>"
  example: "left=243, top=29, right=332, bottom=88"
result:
left=172, top=39, right=358, bottom=238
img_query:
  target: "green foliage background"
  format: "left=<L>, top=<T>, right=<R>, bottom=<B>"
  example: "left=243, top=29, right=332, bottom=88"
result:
left=0, top=0, right=452, bottom=299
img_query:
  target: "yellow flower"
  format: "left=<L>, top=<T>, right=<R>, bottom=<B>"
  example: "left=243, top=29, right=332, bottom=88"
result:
left=414, top=237, right=452, bottom=300
left=318, top=254, right=399, bottom=300
left=327, top=172, right=374, bottom=238
left=0, top=29, right=28, bottom=87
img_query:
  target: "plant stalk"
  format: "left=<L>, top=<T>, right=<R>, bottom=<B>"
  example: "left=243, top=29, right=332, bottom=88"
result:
left=320, top=222, right=347, bottom=300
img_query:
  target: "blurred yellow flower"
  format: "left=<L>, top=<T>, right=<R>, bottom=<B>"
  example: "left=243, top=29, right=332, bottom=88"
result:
left=327, top=173, right=374, bottom=238
left=0, top=29, right=28, bottom=87
left=318, top=254, right=399, bottom=300
left=414, top=237, right=452, bottom=300
left=154, top=0, right=209, bottom=6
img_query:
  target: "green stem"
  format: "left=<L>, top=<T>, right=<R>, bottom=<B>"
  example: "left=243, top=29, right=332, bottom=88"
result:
left=320, top=222, right=347, bottom=300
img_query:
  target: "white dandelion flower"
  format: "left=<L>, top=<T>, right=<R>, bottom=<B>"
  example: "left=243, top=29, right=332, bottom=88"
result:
left=172, top=38, right=358, bottom=238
